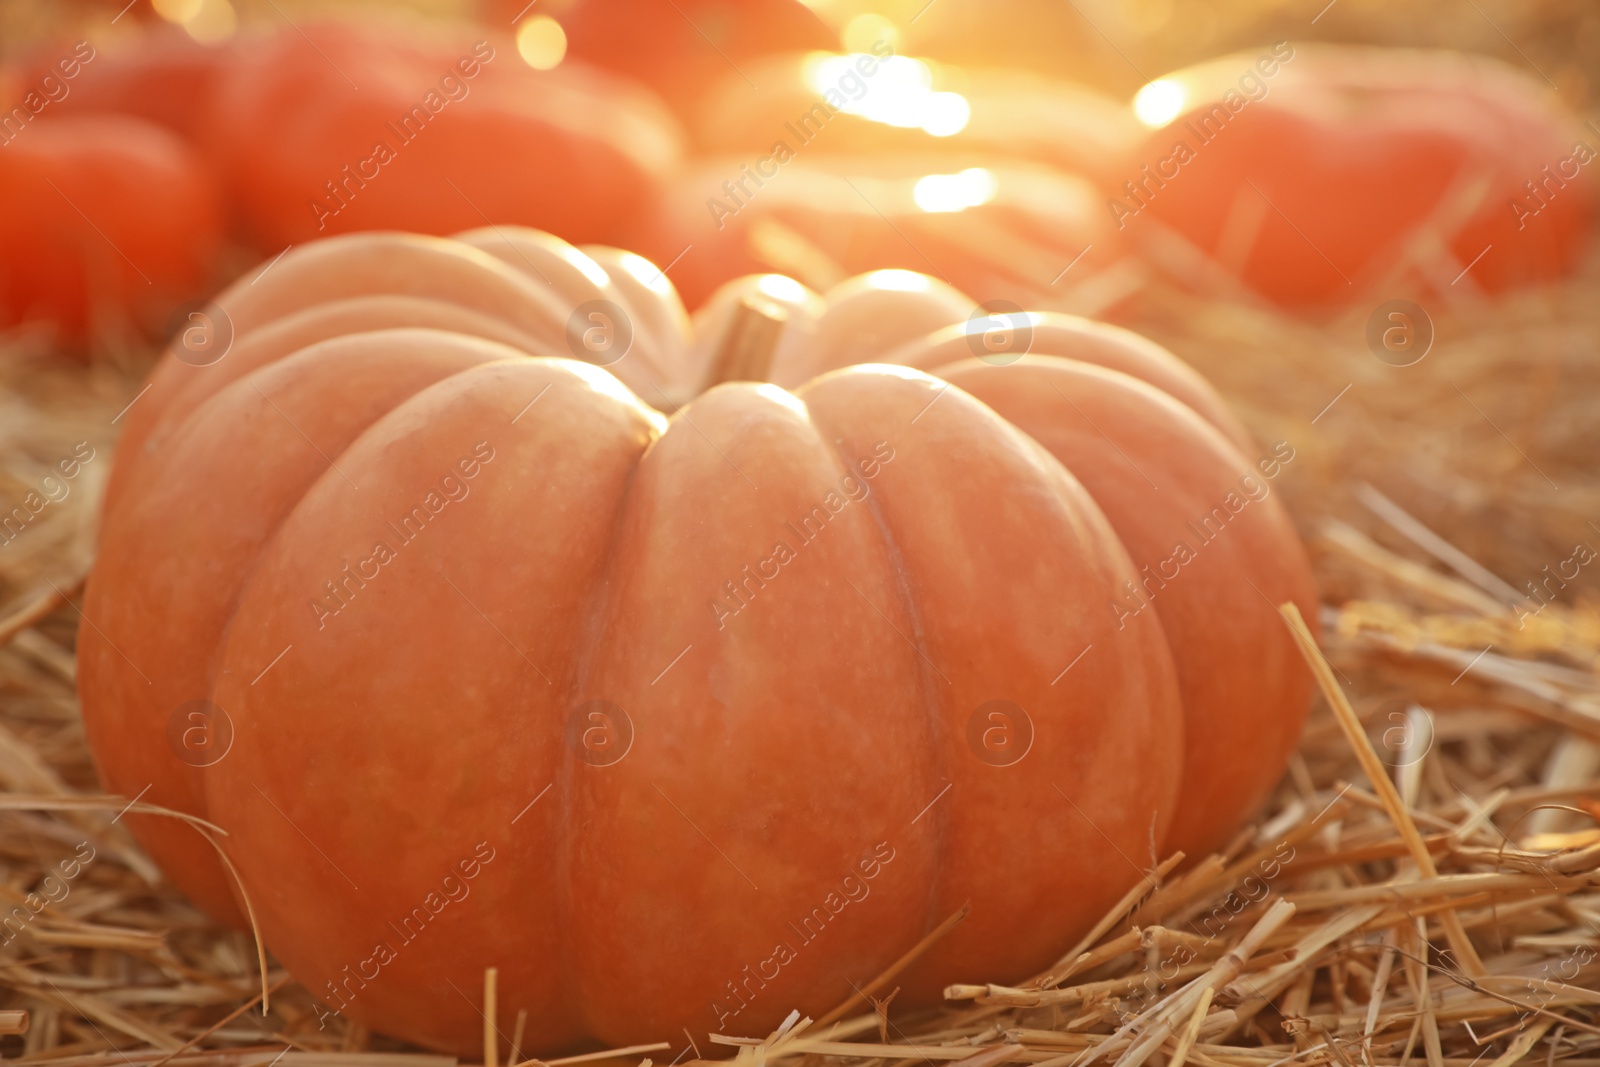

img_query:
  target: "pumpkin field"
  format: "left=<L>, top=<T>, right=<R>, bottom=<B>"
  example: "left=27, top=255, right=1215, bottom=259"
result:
left=0, top=0, right=1597, bottom=1064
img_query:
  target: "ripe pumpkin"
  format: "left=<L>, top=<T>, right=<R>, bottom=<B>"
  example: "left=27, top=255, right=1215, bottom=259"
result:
left=534, top=0, right=839, bottom=118
left=0, top=112, right=222, bottom=342
left=636, top=152, right=1110, bottom=308
left=82, top=228, right=1313, bottom=1053
left=200, top=20, right=684, bottom=249
left=691, top=272, right=1309, bottom=865
left=693, top=53, right=1141, bottom=189
left=26, top=26, right=233, bottom=141
left=1119, top=44, right=1595, bottom=307
left=889, top=0, right=1147, bottom=92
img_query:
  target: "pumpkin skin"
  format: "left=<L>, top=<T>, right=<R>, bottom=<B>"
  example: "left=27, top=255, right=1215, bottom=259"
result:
left=892, top=0, right=1144, bottom=90
left=81, top=228, right=1314, bottom=1053
left=637, top=153, right=1110, bottom=308
left=454, top=227, right=695, bottom=400
left=878, top=313, right=1257, bottom=457
left=580, top=243, right=695, bottom=383
left=28, top=27, right=233, bottom=141
left=0, top=113, right=222, bottom=341
left=694, top=55, right=1141, bottom=189
left=81, top=330, right=532, bottom=927
left=1121, top=45, right=1595, bottom=307
left=200, top=21, right=683, bottom=249
left=194, top=359, right=1183, bottom=1050
left=101, top=230, right=691, bottom=523
left=540, top=0, right=839, bottom=118
left=89, top=230, right=674, bottom=925
left=931, top=357, right=1314, bottom=861
left=695, top=275, right=1312, bottom=863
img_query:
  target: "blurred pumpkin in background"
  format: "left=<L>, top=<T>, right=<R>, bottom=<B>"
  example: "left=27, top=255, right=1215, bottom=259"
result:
left=692, top=50, right=1141, bottom=189
left=201, top=19, right=684, bottom=249
left=1118, top=44, right=1596, bottom=308
left=854, top=0, right=1168, bottom=95
left=82, top=225, right=1314, bottom=1053
left=0, top=111, right=222, bottom=343
left=22, top=24, right=234, bottom=141
left=497, top=0, right=839, bottom=118
left=635, top=153, right=1113, bottom=309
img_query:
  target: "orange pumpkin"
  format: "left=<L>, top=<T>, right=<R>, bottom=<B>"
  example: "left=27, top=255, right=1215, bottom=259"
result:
left=0, top=112, right=222, bottom=342
left=636, top=153, right=1112, bottom=309
left=533, top=0, right=838, bottom=117
left=890, top=0, right=1148, bottom=92
left=26, top=26, right=233, bottom=141
left=1118, top=45, right=1595, bottom=307
left=81, top=228, right=1313, bottom=1053
left=200, top=20, right=683, bottom=249
left=692, top=53, right=1141, bottom=189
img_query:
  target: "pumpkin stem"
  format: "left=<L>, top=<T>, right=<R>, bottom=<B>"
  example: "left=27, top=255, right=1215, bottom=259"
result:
left=705, top=295, right=788, bottom=387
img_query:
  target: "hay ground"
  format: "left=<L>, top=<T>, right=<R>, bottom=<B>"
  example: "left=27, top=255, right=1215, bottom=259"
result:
left=1, top=0, right=1599, bottom=1064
